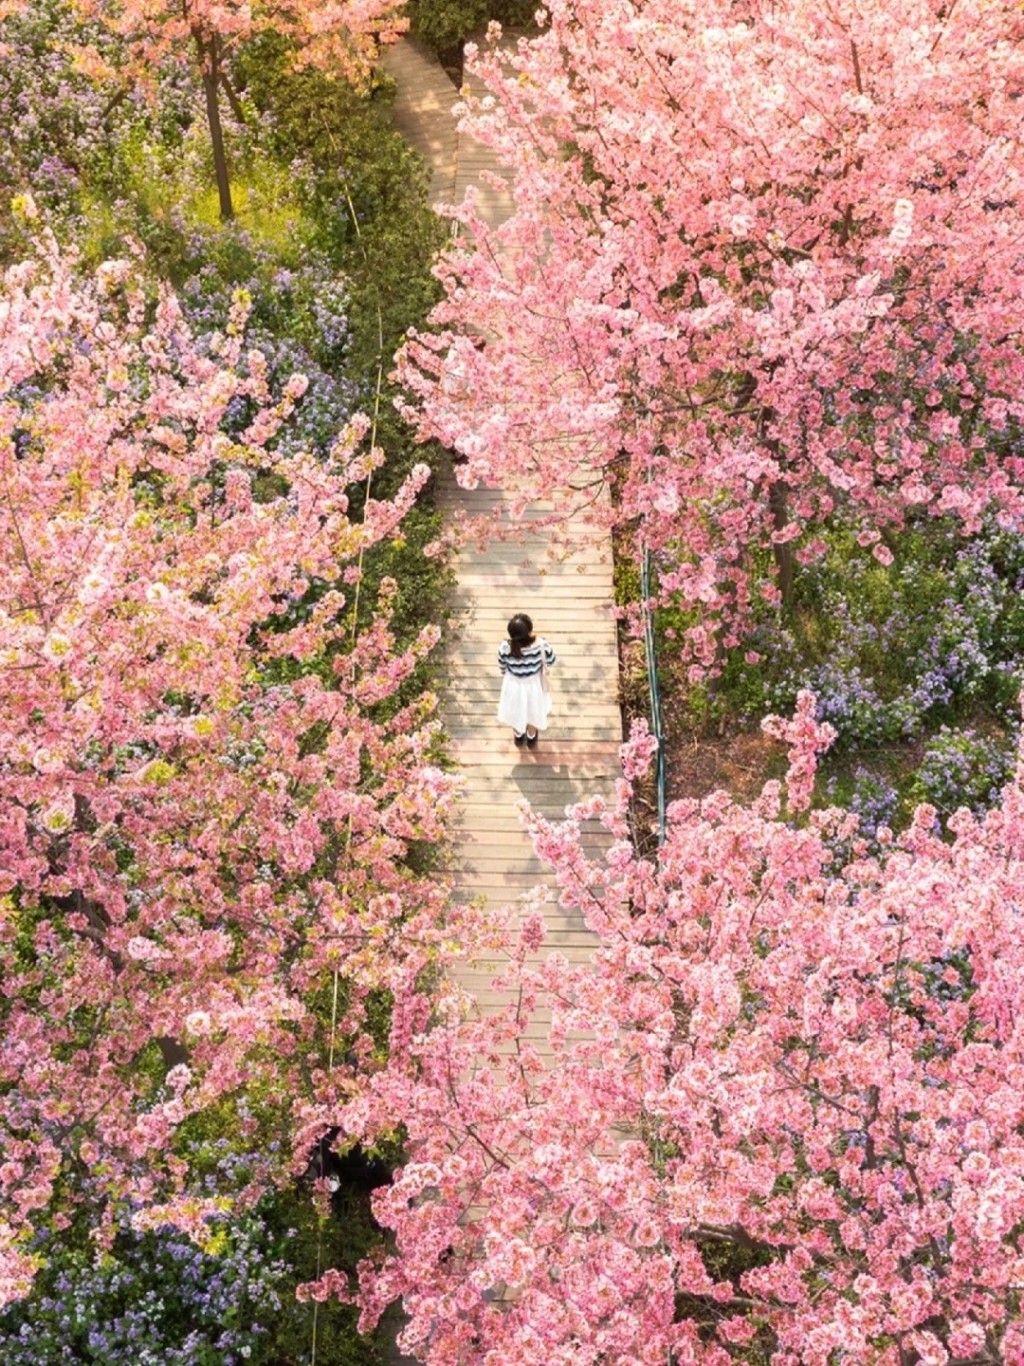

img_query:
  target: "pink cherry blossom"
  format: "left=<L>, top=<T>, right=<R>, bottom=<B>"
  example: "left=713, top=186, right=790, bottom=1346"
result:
left=0, top=242, right=463, bottom=1298
left=323, top=703, right=1024, bottom=1362
left=398, top=0, right=1024, bottom=672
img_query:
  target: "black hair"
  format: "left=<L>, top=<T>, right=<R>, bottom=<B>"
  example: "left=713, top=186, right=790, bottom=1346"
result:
left=299, top=1127, right=393, bottom=1225
left=507, top=613, right=535, bottom=659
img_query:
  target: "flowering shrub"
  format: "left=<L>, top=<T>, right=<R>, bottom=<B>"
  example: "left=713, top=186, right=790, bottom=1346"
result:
left=177, top=236, right=358, bottom=459
left=0, top=1121, right=388, bottom=1364
left=910, top=727, right=1015, bottom=819
left=681, top=526, right=1024, bottom=824
left=397, top=0, right=1024, bottom=673
left=0, top=1215, right=289, bottom=1366
left=748, top=529, right=1024, bottom=746
left=0, top=8, right=337, bottom=459
left=0, top=242, right=461, bottom=1298
left=825, top=766, right=899, bottom=850
left=0, top=4, right=449, bottom=1337
left=332, top=714, right=1024, bottom=1365
left=0, top=0, right=127, bottom=257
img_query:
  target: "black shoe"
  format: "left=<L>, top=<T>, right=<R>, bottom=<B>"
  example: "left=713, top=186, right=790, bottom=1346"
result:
left=514, top=731, right=526, bottom=746
left=526, top=732, right=538, bottom=748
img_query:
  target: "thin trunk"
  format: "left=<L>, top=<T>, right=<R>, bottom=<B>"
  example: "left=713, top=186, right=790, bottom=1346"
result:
left=220, top=70, right=246, bottom=125
left=195, top=31, right=233, bottom=220
left=756, top=389, right=795, bottom=607
left=100, top=86, right=128, bottom=125
left=769, top=478, right=794, bottom=605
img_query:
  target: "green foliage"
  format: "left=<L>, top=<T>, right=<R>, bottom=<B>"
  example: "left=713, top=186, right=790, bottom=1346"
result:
left=408, top=0, right=489, bottom=51
left=259, top=1188, right=385, bottom=1366
left=614, top=536, right=641, bottom=609
left=0, top=1194, right=385, bottom=1366
left=406, top=0, right=539, bottom=53
left=706, top=521, right=1024, bottom=743
left=361, top=507, right=453, bottom=642
left=232, top=36, right=446, bottom=460
left=908, top=726, right=1014, bottom=819
left=654, top=518, right=1024, bottom=835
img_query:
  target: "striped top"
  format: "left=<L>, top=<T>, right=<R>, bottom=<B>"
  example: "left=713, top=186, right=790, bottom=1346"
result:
left=498, top=638, right=557, bottom=678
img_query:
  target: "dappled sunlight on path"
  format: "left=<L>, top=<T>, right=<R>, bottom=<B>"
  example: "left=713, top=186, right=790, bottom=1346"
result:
left=383, top=33, right=623, bottom=1031
left=440, top=480, right=621, bottom=1031
left=377, top=32, right=624, bottom=1362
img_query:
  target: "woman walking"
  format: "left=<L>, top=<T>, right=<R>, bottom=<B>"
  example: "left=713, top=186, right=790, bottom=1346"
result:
left=497, top=613, right=556, bottom=748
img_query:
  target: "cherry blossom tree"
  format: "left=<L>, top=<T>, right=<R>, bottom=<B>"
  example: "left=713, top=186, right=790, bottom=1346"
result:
left=0, top=237, right=460, bottom=1306
left=400, top=0, right=1024, bottom=671
left=71, top=0, right=407, bottom=219
left=330, top=697, right=1024, bottom=1364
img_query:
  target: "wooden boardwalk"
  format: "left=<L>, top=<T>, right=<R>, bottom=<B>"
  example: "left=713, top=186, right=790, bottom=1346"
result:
left=381, top=33, right=515, bottom=225
left=380, top=38, right=459, bottom=205
left=442, top=486, right=621, bottom=1021
left=375, top=34, right=623, bottom=1363
left=383, top=37, right=621, bottom=1008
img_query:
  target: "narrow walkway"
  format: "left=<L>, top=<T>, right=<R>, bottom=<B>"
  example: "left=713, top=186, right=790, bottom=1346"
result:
left=381, top=33, right=515, bottom=223
left=383, top=37, right=622, bottom=1010
left=443, top=486, right=621, bottom=1021
left=380, top=38, right=458, bottom=205
left=377, top=40, right=623, bottom=1362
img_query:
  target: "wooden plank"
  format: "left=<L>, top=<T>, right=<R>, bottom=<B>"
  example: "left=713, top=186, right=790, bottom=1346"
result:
left=445, top=713, right=618, bottom=727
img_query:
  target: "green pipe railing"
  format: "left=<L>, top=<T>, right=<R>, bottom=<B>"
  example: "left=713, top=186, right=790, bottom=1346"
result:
left=640, top=544, right=667, bottom=847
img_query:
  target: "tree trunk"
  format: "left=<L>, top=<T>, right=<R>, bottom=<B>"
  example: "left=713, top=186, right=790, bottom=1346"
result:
left=156, top=1036, right=191, bottom=1068
left=769, top=478, right=794, bottom=606
left=757, top=391, right=795, bottom=608
left=220, top=70, right=247, bottom=126
left=100, top=86, right=129, bottom=125
left=195, top=32, right=234, bottom=221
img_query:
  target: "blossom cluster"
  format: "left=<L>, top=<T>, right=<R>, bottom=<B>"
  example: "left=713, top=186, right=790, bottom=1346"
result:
left=0, top=0, right=203, bottom=254
left=824, top=766, right=899, bottom=850
left=0, top=242, right=461, bottom=1299
left=398, top=0, right=1024, bottom=671
left=911, top=727, right=1015, bottom=819
left=330, top=710, right=1024, bottom=1364
left=73, top=0, right=408, bottom=92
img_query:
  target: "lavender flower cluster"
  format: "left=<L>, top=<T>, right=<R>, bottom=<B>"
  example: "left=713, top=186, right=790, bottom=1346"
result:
left=825, top=767, right=900, bottom=848
left=717, top=526, right=1024, bottom=824
left=0, top=1, right=109, bottom=247
left=910, top=726, right=1015, bottom=817
left=0, top=1, right=202, bottom=256
left=0, top=1211, right=291, bottom=1366
left=179, top=236, right=356, bottom=458
left=756, top=530, right=1024, bottom=748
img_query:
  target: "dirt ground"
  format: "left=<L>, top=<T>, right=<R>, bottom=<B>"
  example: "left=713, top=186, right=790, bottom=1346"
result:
left=665, top=726, right=783, bottom=804
left=619, top=637, right=785, bottom=807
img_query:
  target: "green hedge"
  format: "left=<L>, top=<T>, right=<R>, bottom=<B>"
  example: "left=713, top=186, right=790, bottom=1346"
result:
left=406, top=0, right=539, bottom=54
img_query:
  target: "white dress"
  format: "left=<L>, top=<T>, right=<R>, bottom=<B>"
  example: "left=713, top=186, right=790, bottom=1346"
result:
left=497, top=638, right=555, bottom=733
